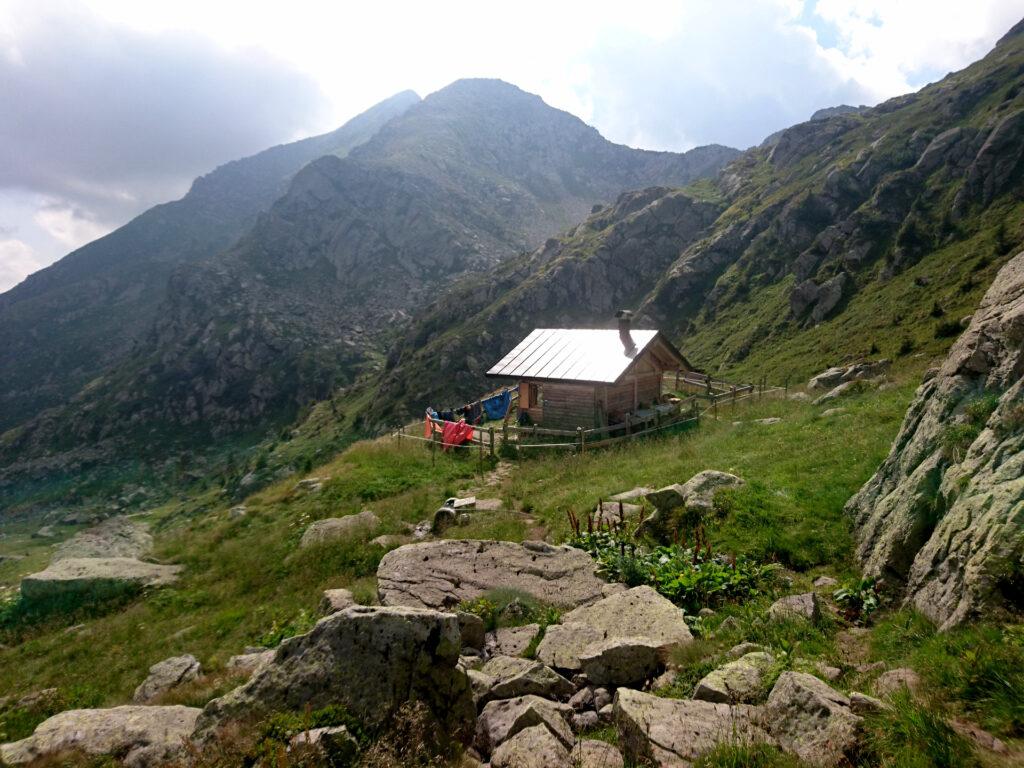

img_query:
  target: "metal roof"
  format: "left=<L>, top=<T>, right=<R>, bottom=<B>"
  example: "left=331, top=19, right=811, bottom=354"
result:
left=486, top=328, right=681, bottom=384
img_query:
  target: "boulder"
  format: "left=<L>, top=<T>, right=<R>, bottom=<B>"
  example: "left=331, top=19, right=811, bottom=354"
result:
left=133, top=654, right=201, bottom=703
left=490, top=724, right=570, bottom=768
left=289, top=726, right=358, bottom=763
left=847, top=252, right=1024, bottom=628
left=873, top=667, right=922, bottom=698
left=615, top=688, right=774, bottom=767
left=537, top=586, right=691, bottom=671
left=318, top=588, right=355, bottom=615
left=194, top=606, right=474, bottom=742
left=693, top=651, right=775, bottom=704
left=20, top=558, right=182, bottom=605
left=376, top=540, right=607, bottom=610
left=645, top=471, right=744, bottom=514
left=53, top=518, right=152, bottom=561
left=812, top=380, right=863, bottom=405
left=299, top=511, right=379, bottom=547
left=768, top=593, right=822, bottom=622
left=609, top=487, right=653, bottom=502
left=568, top=687, right=594, bottom=712
left=575, top=739, right=624, bottom=768
left=458, top=611, right=486, bottom=650
left=808, top=366, right=847, bottom=390
left=579, top=637, right=664, bottom=687
left=475, top=695, right=573, bottom=756
left=225, top=649, right=274, bottom=676
left=477, top=656, right=574, bottom=702
left=765, top=671, right=861, bottom=767
left=0, top=705, right=200, bottom=767
left=727, top=641, right=766, bottom=658
left=486, top=624, right=541, bottom=657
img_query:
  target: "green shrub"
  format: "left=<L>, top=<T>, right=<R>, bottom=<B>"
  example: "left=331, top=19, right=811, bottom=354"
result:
left=833, top=578, right=881, bottom=625
left=458, top=589, right=560, bottom=632
left=694, top=742, right=808, bottom=767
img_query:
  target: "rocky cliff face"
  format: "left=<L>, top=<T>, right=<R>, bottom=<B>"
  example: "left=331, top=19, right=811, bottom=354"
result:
left=0, top=90, right=421, bottom=432
left=847, top=253, right=1024, bottom=629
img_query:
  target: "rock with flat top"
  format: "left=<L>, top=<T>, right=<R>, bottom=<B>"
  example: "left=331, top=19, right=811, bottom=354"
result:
left=537, top=586, right=691, bottom=672
left=300, top=511, right=379, bottom=547
left=133, top=654, right=201, bottom=703
left=21, top=558, right=181, bottom=605
left=194, top=605, right=474, bottom=741
left=765, top=671, right=861, bottom=767
left=873, top=667, right=921, bottom=697
left=693, top=651, right=775, bottom=704
left=0, top=705, right=200, bottom=766
left=610, top=487, right=653, bottom=502
left=53, top=518, right=152, bottom=561
left=615, top=688, right=774, bottom=767
left=376, top=540, right=607, bottom=610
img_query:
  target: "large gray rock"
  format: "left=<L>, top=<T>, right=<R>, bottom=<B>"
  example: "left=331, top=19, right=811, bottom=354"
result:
left=645, top=471, right=744, bottom=514
left=486, top=624, right=541, bottom=657
left=376, top=540, right=607, bottom=610
left=490, top=724, right=570, bottom=768
left=300, top=511, right=379, bottom=547
left=765, top=672, right=861, bottom=767
left=133, top=654, right=201, bottom=703
left=579, top=637, right=664, bottom=687
left=847, top=252, right=1024, bottom=629
left=194, top=605, right=474, bottom=741
left=0, top=705, right=200, bottom=766
left=53, top=517, right=152, bottom=561
left=537, top=586, right=691, bottom=671
left=20, top=558, right=182, bottom=604
left=614, top=688, right=774, bottom=767
left=318, top=587, right=356, bottom=615
left=576, top=739, right=625, bottom=768
left=693, top=651, right=776, bottom=704
left=475, top=695, right=573, bottom=756
left=477, top=656, right=575, bottom=703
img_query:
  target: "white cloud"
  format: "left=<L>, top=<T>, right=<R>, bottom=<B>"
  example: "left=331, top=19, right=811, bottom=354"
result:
left=0, top=238, right=46, bottom=291
left=2, top=0, right=1023, bottom=290
left=33, top=203, right=111, bottom=250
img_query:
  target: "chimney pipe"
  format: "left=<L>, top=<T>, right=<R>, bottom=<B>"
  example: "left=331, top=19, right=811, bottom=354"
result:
left=616, top=309, right=636, bottom=354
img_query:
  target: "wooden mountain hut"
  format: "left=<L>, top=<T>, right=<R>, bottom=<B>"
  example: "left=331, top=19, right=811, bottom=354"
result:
left=485, top=310, right=691, bottom=430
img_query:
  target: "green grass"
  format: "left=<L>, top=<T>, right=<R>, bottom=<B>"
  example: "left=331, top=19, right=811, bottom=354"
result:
left=694, top=742, right=809, bottom=768
left=862, top=690, right=979, bottom=768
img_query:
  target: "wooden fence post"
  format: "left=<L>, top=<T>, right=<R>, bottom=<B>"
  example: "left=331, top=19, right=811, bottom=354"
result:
left=713, top=396, right=718, bottom=420
left=489, top=427, right=495, bottom=458
left=577, top=426, right=584, bottom=454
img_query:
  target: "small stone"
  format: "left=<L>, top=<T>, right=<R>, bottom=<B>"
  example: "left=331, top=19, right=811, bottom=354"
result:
left=816, top=662, right=842, bottom=682
left=727, top=641, right=766, bottom=658
left=693, top=651, right=775, bottom=704
left=768, top=593, right=822, bottom=623
left=568, top=687, right=594, bottom=712
left=299, top=511, right=379, bottom=547
left=597, top=703, right=614, bottom=722
left=486, top=624, right=541, bottom=657
left=874, top=667, right=922, bottom=698
left=571, top=710, right=599, bottom=732
left=289, top=725, right=358, bottom=763
left=228, top=506, right=247, bottom=520
left=813, top=576, right=838, bottom=588
left=850, top=691, right=886, bottom=714
left=592, top=687, right=612, bottom=710
left=318, top=588, right=355, bottom=615
left=698, top=607, right=716, bottom=617
left=133, top=654, right=201, bottom=703
left=576, top=739, right=625, bottom=768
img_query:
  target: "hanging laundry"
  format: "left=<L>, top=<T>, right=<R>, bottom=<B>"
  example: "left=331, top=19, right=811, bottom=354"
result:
left=442, top=419, right=475, bottom=450
left=482, top=389, right=512, bottom=420
left=466, top=401, right=483, bottom=424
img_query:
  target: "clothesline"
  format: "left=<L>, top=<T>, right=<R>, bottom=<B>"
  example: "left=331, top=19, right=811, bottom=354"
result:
left=425, top=387, right=515, bottom=449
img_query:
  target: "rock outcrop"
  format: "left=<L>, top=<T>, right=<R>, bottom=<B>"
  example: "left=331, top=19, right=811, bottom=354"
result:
left=614, top=688, right=773, bottom=766
left=194, top=605, right=474, bottom=741
left=53, top=518, right=152, bottom=561
left=20, top=558, right=182, bottom=605
left=0, top=705, right=200, bottom=766
left=847, top=252, right=1024, bottom=628
left=376, top=540, right=608, bottom=610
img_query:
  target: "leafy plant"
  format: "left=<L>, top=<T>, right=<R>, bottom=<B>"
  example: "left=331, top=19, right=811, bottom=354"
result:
left=568, top=529, right=778, bottom=613
left=833, top=578, right=881, bottom=624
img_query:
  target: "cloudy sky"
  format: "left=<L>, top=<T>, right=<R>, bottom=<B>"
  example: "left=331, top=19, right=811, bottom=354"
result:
left=2, top=0, right=1023, bottom=291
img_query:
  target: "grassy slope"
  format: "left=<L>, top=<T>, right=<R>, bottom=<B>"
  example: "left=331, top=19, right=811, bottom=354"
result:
left=1, top=375, right=1020, bottom=761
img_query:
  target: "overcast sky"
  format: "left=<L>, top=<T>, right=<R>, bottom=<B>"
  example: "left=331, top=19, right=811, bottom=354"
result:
left=2, top=0, right=1024, bottom=292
